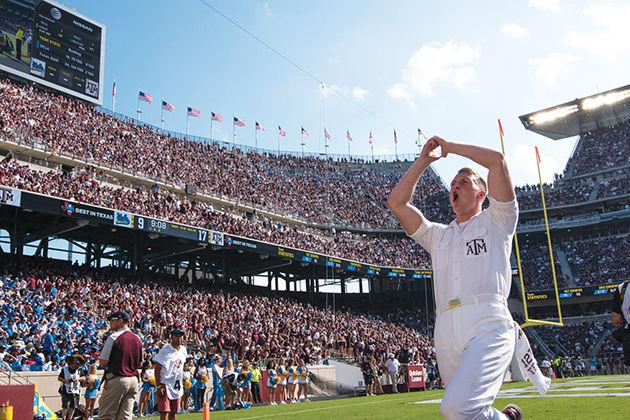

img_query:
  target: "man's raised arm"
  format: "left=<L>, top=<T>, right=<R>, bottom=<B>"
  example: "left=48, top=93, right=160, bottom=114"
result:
left=434, top=137, right=515, bottom=202
left=387, top=138, right=442, bottom=234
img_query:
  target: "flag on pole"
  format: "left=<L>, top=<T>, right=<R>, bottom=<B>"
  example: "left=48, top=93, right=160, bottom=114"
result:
left=535, top=146, right=541, bottom=163
left=255, top=121, right=265, bottom=131
left=418, top=128, right=428, bottom=140
left=346, top=130, right=353, bottom=142
left=325, top=128, right=331, bottom=140
left=211, top=112, right=223, bottom=122
left=368, top=131, right=373, bottom=144
left=393, top=129, right=398, bottom=144
left=498, top=119, right=505, bottom=137
left=112, top=81, right=117, bottom=98
left=278, top=126, right=286, bottom=137
left=187, top=107, right=201, bottom=117
left=161, top=101, right=175, bottom=112
left=301, top=126, right=310, bottom=136
left=234, top=117, right=246, bottom=127
left=138, top=91, right=153, bottom=104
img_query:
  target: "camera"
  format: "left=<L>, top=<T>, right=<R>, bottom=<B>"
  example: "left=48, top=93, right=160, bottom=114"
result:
left=611, top=326, right=630, bottom=366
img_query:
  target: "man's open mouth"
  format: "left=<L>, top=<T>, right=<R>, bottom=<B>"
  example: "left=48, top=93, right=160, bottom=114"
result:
left=453, top=192, right=459, bottom=201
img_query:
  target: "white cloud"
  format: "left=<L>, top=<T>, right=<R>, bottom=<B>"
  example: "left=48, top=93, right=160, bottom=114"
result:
left=501, top=23, right=527, bottom=38
left=565, top=4, right=630, bottom=58
left=507, top=144, right=562, bottom=185
left=528, top=0, right=560, bottom=12
left=387, top=40, right=481, bottom=99
left=351, top=86, right=369, bottom=101
left=529, top=53, right=580, bottom=85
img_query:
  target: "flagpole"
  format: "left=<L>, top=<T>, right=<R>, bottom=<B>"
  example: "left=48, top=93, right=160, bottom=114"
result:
left=255, top=125, right=258, bottom=149
left=112, top=79, right=116, bottom=113
left=210, top=120, right=213, bottom=146
left=160, top=102, right=164, bottom=130
left=233, top=120, right=236, bottom=146
left=347, top=136, right=351, bottom=160
left=186, top=114, right=190, bottom=137
left=371, top=143, right=374, bottom=163
left=301, top=132, right=305, bottom=157
left=277, top=130, right=280, bottom=156
left=136, top=95, right=141, bottom=122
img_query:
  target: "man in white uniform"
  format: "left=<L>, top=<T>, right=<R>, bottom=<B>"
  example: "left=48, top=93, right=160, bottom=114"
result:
left=388, top=136, right=522, bottom=420
left=154, top=327, right=188, bottom=420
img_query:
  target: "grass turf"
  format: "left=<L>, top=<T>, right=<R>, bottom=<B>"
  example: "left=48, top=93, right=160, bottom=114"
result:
left=143, top=375, right=630, bottom=419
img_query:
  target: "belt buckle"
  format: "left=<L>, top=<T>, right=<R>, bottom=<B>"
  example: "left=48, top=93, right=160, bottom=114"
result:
left=448, top=298, right=461, bottom=309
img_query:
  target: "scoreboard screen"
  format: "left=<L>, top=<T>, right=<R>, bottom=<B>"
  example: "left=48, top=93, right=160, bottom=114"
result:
left=0, top=0, right=105, bottom=104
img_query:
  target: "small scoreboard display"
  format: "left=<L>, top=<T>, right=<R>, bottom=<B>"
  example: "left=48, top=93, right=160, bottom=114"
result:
left=0, top=0, right=105, bottom=104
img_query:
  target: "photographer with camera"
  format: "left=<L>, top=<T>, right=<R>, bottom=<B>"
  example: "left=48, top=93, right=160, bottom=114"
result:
left=611, top=280, right=630, bottom=366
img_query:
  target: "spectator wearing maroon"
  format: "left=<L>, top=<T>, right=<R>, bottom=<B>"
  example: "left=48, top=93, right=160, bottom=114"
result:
left=98, top=311, right=143, bottom=420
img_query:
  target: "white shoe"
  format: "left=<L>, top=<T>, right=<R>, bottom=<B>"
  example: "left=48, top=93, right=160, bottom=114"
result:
left=280, top=400, right=287, bottom=404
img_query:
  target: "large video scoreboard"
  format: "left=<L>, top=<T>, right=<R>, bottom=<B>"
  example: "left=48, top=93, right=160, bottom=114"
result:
left=0, top=0, right=105, bottom=104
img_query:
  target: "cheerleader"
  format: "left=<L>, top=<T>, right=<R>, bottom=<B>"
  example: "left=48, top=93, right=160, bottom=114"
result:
left=137, top=362, right=155, bottom=417
left=276, top=357, right=288, bottom=404
left=287, top=359, right=299, bottom=403
left=266, top=361, right=278, bottom=405
left=83, top=364, right=100, bottom=420
left=297, top=359, right=310, bottom=402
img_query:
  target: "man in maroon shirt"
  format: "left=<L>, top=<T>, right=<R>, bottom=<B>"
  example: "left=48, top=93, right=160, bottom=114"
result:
left=98, top=311, right=143, bottom=420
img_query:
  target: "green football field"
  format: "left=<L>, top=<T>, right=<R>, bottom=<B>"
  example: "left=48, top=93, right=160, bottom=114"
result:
left=145, top=375, right=630, bottom=419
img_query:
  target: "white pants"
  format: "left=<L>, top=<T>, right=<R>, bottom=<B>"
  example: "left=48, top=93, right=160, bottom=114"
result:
left=435, top=301, right=515, bottom=420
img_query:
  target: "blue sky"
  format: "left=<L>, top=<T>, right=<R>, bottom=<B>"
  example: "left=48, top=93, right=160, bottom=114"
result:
left=59, top=0, right=630, bottom=187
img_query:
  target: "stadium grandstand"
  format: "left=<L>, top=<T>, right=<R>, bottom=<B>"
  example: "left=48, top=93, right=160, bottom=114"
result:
left=1, top=75, right=629, bottom=414
left=1, top=1, right=629, bottom=419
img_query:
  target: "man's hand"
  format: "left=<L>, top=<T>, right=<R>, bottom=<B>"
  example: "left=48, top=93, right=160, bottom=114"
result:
left=158, top=385, right=166, bottom=397
left=420, top=136, right=448, bottom=161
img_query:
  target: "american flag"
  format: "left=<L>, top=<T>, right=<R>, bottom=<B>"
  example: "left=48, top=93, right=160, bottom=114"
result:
left=324, top=129, right=331, bottom=140
left=346, top=130, right=353, bottom=142
left=255, top=121, right=265, bottom=131
left=234, top=117, right=246, bottom=127
left=301, top=126, right=309, bottom=136
left=278, top=126, right=286, bottom=137
left=498, top=119, right=504, bottom=137
left=187, top=107, right=200, bottom=117
left=162, top=101, right=175, bottom=112
left=393, top=129, right=398, bottom=144
left=368, top=132, right=373, bottom=145
left=211, top=112, right=223, bottom=123
left=138, top=91, right=153, bottom=104
left=418, top=128, right=428, bottom=140
left=112, top=81, right=116, bottom=98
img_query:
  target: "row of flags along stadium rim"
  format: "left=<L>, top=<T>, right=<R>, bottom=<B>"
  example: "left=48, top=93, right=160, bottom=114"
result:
left=132, top=89, right=429, bottom=146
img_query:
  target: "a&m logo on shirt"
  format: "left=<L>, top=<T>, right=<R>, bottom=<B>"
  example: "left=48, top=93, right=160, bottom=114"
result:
left=465, top=238, right=487, bottom=256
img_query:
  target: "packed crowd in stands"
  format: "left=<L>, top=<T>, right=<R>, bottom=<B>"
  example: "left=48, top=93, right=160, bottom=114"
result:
left=0, top=157, right=430, bottom=268
left=563, top=235, right=630, bottom=286
left=0, top=255, right=434, bottom=373
left=515, top=237, right=569, bottom=291
left=2, top=77, right=629, bottom=233
left=567, top=120, right=630, bottom=175
left=1, top=77, right=629, bottom=286
left=0, top=78, right=447, bottom=230
left=527, top=320, right=628, bottom=377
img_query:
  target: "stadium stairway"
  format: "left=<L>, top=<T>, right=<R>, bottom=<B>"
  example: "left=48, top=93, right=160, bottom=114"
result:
left=555, top=248, right=575, bottom=286
left=589, top=328, right=614, bottom=357
left=525, top=328, right=555, bottom=359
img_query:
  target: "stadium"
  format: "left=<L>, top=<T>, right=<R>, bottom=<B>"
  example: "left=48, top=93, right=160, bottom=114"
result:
left=0, top=1, right=629, bottom=419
